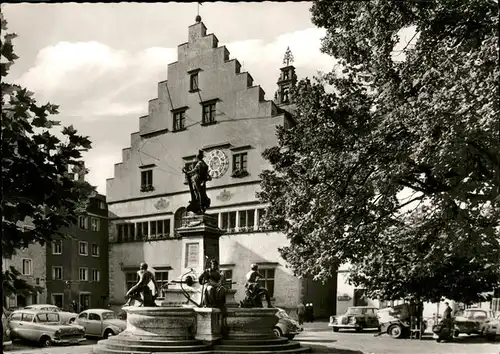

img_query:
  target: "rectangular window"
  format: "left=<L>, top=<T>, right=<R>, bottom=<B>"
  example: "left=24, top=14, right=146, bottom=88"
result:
left=22, top=259, right=32, bottom=275
left=185, top=243, right=199, bottom=268
left=150, top=220, right=157, bottom=238
left=220, top=211, right=237, bottom=232
left=79, top=241, right=88, bottom=256
left=202, top=102, right=216, bottom=125
left=150, top=219, right=170, bottom=239
left=116, top=224, right=123, bottom=242
left=137, top=221, right=148, bottom=239
left=52, top=267, right=63, bottom=280
left=79, top=267, right=89, bottom=281
left=125, top=272, right=137, bottom=291
left=52, top=240, right=62, bottom=255
left=233, top=152, right=248, bottom=172
left=190, top=72, right=199, bottom=91
left=221, top=269, right=233, bottom=289
left=98, top=201, right=106, bottom=209
left=92, top=269, right=100, bottom=282
left=238, top=209, right=255, bottom=232
left=90, top=217, right=100, bottom=231
left=91, top=244, right=99, bottom=257
left=155, top=271, right=169, bottom=297
left=173, top=110, right=186, bottom=131
left=141, top=170, right=153, bottom=190
left=78, top=216, right=88, bottom=230
left=258, top=268, right=275, bottom=298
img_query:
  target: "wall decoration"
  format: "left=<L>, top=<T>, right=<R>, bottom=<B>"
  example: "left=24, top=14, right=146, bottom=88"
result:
left=154, top=197, right=169, bottom=210
left=216, top=189, right=232, bottom=202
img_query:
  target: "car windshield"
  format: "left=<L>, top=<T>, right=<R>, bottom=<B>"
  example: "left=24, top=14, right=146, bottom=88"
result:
left=102, top=312, right=117, bottom=320
left=463, top=310, right=487, bottom=320
left=347, top=308, right=375, bottom=315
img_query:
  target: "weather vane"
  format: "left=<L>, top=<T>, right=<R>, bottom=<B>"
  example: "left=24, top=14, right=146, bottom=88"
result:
left=282, top=46, right=294, bottom=66
left=196, top=2, right=202, bottom=21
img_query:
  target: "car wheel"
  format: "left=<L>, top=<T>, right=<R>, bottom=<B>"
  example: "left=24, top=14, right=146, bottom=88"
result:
left=355, top=327, right=363, bottom=333
left=103, top=329, right=114, bottom=339
left=39, top=336, right=52, bottom=347
left=388, top=324, right=403, bottom=339
left=273, top=327, right=282, bottom=338
left=69, top=318, right=75, bottom=324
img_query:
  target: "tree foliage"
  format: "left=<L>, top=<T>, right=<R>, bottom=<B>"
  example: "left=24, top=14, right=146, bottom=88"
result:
left=258, top=0, right=500, bottom=303
left=1, top=14, right=94, bottom=261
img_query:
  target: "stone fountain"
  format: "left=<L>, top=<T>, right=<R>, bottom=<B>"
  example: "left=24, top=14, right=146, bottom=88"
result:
left=94, top=151, right=310, bottom=353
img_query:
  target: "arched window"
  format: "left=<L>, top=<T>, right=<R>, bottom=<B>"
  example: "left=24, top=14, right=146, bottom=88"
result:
left=174, top=207, right=187, bottom=231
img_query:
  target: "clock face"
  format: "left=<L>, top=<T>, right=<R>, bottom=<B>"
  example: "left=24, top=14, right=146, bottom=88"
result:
left=205, top=149, right=229, bottom=179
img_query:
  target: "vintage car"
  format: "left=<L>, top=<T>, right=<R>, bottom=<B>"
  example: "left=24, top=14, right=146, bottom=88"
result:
left=377, top=303, right=427, bottom=339
left=74, top=309, right=126, bottom=338
left=454, top=308, right=497, bottom=336
left=483, top=312, right=500, bottom=341
left=7, top=309, right=85, bottom=347
left=273, top=308, right=303, bottom=340
left=24, top=304, right=78, bottom=324
left=329, top=306, right=379, bottom=332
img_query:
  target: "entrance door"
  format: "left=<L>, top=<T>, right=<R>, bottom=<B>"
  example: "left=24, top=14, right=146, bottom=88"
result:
left=16, top=295, right=27, bottom=307
left=80, top=294, right=91, bottom=311
left=51, top=294, right=63, bottom=308
left=354, top=289, right=368, bottom=307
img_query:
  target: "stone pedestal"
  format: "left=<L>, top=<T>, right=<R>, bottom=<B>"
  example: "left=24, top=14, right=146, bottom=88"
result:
left=194, top=307, right=222, bottom=342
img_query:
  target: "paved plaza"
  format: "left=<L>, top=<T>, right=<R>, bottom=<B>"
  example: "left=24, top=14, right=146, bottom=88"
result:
left=4, top=320, right=499, bottom=354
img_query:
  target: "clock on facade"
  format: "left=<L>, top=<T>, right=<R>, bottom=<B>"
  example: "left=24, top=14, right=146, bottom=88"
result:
left=205, top=149, right=229, bottom=179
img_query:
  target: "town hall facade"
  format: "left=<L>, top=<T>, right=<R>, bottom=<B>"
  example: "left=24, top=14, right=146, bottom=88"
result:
left=106, top=18, right=337, bottom=317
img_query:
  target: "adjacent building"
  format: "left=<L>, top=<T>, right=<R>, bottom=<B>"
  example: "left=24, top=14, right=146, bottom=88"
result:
left=3, top=240, right=47, bottom=309
left=106, top=18, right=337, bottom=317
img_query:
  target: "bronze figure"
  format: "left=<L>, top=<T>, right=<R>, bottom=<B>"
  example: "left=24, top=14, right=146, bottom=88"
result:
left=240, top=264, right=273, bottom=308
left=124, top=262, right=159, bottom=307
left=182, top=150, right=212, bottom=214
left=198, top=258, right=226, bottom=310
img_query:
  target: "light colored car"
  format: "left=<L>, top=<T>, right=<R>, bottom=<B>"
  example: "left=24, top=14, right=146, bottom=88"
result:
left=483, top=312, right=500, bottom=341
left=24, top=304, right=78, bottom=324
left=7, top=309, right=85, bottom=347
left=273, top=308, right=303, bottom=340
left=74, top=309, right=126, bottom=339
left=329, top=306, right=379, bottom=333
left=454, top=308, right=496, bottom=336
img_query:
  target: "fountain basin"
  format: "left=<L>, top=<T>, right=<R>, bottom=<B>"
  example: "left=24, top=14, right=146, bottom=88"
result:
left=123, top=306, right=196, bottom=340
left=225, top=308, right=278, bottom=340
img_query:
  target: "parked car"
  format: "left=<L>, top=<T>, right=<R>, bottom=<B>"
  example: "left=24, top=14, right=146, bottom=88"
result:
left=7, top=309, right=85, bottom=347
left=483, top=312, right=500, bottom=341
left=377, top=304, right=427, bottom=339
left=74, top=309, right=126, bottom=339
left=2, top=308, right=12, bottom=347
left=454, top=308, right=496, bottom=337
left=329, top=306, right=379, bottom=333
left=273, top=308, right=303, bottom=340
left=23, top=304, right=78, bottom=324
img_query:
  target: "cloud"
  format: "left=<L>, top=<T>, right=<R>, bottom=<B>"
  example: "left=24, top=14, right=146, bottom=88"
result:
left=17, top=26, right=336, bottom=194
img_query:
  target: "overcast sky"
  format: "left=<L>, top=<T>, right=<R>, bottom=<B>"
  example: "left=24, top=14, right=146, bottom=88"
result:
left=3, top=2, right=339, bottom=195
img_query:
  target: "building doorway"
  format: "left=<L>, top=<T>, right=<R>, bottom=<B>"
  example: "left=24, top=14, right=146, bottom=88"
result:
left=353, top=289, right=368, bottom=307
left=16, top=295, right=27, bottom=308
left=51, top=294, right=63, bottom=308
left=80, top=293, right=91, bottom=312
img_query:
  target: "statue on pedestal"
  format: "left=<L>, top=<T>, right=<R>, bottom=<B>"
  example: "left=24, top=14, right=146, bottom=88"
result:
left=182, top=150, right=212, bottom=215
left=198, top=258, right=226, bottom=310
left=240, top=264, right=273, bottom=308
left=124, top=262, right=159, bottom=307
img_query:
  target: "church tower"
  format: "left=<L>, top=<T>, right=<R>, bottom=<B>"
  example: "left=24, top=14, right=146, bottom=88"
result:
left=274, top=47, right=297, bottom=107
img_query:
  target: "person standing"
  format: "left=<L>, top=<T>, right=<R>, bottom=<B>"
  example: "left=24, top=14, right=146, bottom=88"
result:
left=296, top=302, right=306, bottom=325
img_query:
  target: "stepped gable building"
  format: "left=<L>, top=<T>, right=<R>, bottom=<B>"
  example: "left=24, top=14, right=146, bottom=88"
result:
left=106, top=18, right=337, bottom=317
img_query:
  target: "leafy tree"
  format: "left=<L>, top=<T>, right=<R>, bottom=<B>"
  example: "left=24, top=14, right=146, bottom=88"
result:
left=258, top=0, right=500, bottom=303
left=1, top=14, right=95, bottom=302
